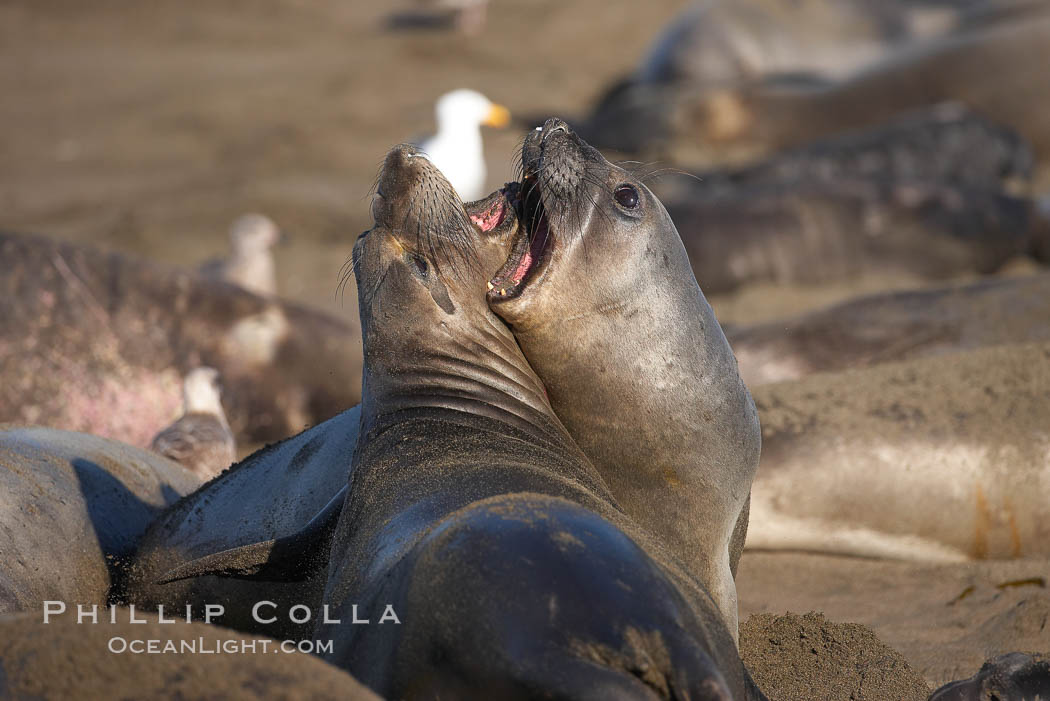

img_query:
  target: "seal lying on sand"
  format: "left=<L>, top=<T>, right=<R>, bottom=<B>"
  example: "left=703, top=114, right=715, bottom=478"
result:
left=747, top=342, right=1050, bottom=561
left=310, top=144, right=764, bottom=699
left=929, top=652, right=1050, bottom=701
left=582, top=4, right=1050, bottom=167
left=0, top=608, right=379, bottom=701
left=651, top=105, right=1042, bottom=294
left=127, top=406, right=359, bottom=640
left=0, top=230, right=362, bottom=447
left=636, top=0, right=967, bottom=88
left=727, top=273, right=1050, bottom=386
left=483, top=119, right=761, bottom=637
left=0, top=427, right=199, bottom=614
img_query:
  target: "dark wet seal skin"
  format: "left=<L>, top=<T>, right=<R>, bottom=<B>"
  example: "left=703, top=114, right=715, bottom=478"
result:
left=929, top=652, right=1050, bottom=701
left=305, top=144, right=765, bottom=700
left=486, top=119, right=761, bottom=641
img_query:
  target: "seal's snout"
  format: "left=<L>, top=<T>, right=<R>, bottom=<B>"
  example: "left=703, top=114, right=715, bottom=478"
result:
left=540, top=118, right=570, bottom=142
left=377, top=144, right=428, bottom=203
left=372, top=143, right=462, bottom=231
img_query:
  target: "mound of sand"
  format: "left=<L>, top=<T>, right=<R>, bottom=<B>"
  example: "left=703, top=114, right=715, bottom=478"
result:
left=740, top=611, right=931, bottom=701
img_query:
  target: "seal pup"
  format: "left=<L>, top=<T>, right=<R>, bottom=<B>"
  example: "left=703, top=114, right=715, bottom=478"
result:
left=150, top=366, right=236, bottom=479
left=486, top=119, right=761, bottom=638
left=747, top=342, right=1050, bottom=561
left=929, top=652, right=1050, bottom=701
left=0, top=427, right=199, bottom=614
left=0, top=608, right=380, bottom=701
left=309, top=144, right=764, bottom=699
left=199, top=213, right=282, bottom=297
left=417, top=89, right=510, bottom=201
left=0, top=230, right=362, bottom=447
left=727, top=272, right=1050, bottom=386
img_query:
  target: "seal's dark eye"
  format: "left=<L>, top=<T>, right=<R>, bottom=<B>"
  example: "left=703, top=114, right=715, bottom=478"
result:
left=614, top=184, right=639, bottom=209
left=409, top=254, right=429, bottom=277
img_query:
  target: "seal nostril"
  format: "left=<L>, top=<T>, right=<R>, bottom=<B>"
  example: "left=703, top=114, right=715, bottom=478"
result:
left=542, top=119, right=570, bottom=142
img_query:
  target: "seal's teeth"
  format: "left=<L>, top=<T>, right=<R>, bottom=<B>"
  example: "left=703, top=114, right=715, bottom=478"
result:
left=486, top=281, right=494, bottom=291
left=499, top=288, right=507, bottom=296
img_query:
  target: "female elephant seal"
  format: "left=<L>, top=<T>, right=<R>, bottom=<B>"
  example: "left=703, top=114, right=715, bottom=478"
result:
left=486, top=119, right=761, bottom=638
left=311, top=145, right=764, bottom=699
left=748, top=342, right=1050, bottom=561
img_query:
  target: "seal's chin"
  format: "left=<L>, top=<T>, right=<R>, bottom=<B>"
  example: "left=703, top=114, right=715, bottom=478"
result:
left=487, top=175, right=552, bottom=300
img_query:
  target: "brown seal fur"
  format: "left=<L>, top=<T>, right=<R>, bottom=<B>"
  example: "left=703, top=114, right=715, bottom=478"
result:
left=487, top=120, right=762, bottom=638
left=0, top=230, right=362, bottom=448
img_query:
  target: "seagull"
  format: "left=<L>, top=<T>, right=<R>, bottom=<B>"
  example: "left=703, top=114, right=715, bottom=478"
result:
left=417, top=89, right=510, bottom=202
left=150, top=367, right=236, bottom=480
left=199, top=213, right=282, bottom=297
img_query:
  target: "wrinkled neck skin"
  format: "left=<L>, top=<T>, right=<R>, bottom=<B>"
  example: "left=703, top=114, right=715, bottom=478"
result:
left=495, top=155, right=761, bottom=638
left=356, top=240, right=566, bottom=452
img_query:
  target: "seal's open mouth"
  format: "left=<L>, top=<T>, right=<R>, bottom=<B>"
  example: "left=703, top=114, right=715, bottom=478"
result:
left=487, top=174, right=552, bottom=299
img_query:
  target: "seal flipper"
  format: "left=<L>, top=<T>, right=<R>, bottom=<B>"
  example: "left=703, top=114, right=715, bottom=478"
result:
left=156, top=485, right=348, bottom=584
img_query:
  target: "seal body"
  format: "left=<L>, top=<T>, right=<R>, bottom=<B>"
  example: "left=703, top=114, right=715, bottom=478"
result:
left=126, top=406, right=359, bottom=640
left=0, top=230, right=362, bottom=448
left=488, top=120, right=761, bottom=638
left=0, top=427, right=199, bottom=614
left=747, top=342, right=1050, bottom=560
left=314, top=145, right=763, bottom=699
left=654, top=105, right=1038, bottom=293
left=728, top=273, right=1050, bottom=386
left=583, top=5, right=1050, bottom=167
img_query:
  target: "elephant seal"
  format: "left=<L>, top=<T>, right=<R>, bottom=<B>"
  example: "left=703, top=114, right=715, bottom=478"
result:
left=636, top=0, right=960, bottom=89
left=126, top=406, right=359, bottom=640
left=649, top=105, right=1039, bottom=294
left=0, top=230, right=362, bottom=448
left=0, top=427, right=199, bottom=614
left=305, top=145, right=763, bottom=699
left=747, top=342, right=1050, bottom=561
left=929, top=653, right=1050, bottom=701
left=582, top=4, right=1050, bottom=167
left=727, top=273, right=1050, bottom=386
left=486, top=119, right=761, bottom=638
left=0, top=608, right=379, bottom=701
